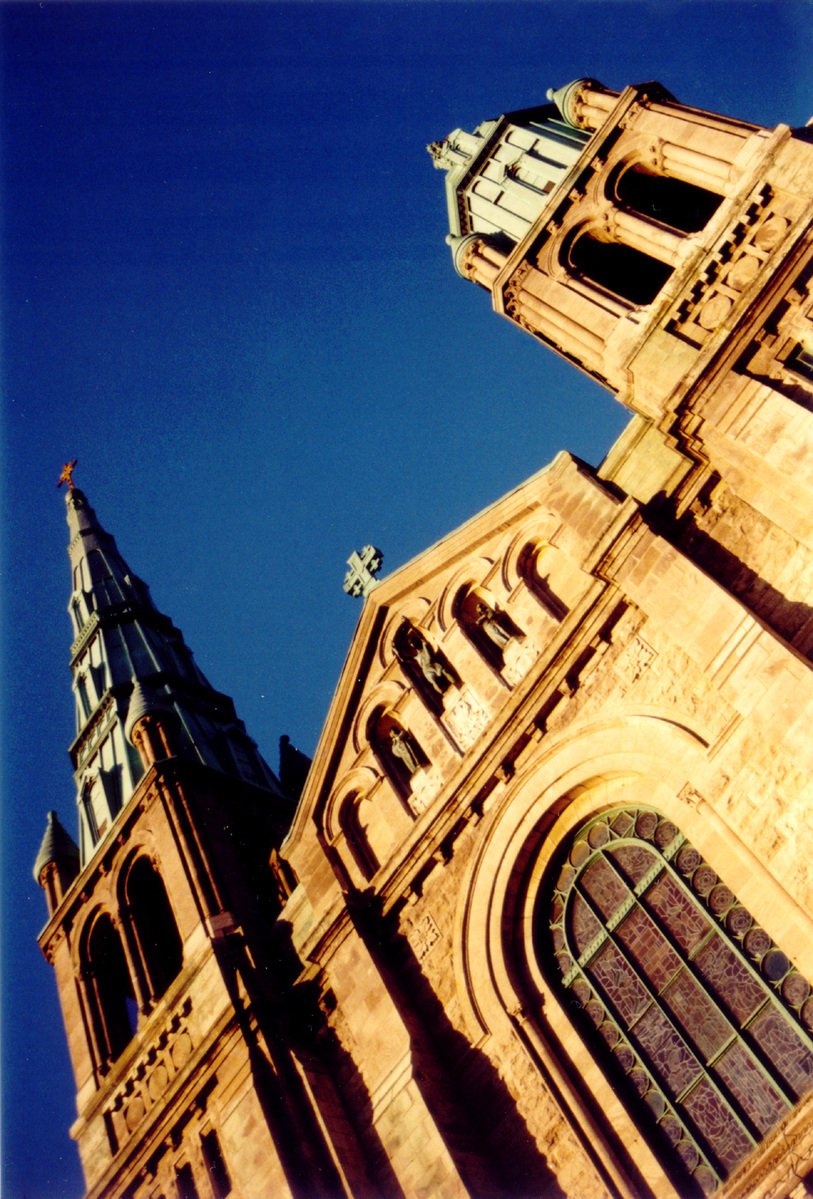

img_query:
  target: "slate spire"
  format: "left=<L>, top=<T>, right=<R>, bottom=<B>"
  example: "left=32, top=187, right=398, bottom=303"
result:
left=61, top=484, right=284, bottom=866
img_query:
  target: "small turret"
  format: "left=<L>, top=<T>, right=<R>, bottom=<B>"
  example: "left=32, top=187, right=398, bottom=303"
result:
left=33, top=811, right=80, bottom=917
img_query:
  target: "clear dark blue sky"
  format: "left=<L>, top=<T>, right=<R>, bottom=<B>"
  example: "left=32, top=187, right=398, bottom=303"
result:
left=2, top=3, right=810, bottom=1195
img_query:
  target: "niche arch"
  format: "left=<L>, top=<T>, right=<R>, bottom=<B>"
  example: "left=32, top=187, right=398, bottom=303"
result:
left=454, top=584, right=523, bottom=673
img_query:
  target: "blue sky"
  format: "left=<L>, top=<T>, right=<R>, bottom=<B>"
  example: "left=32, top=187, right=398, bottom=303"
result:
left=2, top=2, right=811, bottom=1195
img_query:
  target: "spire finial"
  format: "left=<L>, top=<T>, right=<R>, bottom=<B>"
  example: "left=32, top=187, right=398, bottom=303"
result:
left=56, top=459, right=78, bottom=490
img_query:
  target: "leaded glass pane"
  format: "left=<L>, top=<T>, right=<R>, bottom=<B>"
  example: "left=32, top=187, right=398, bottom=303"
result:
left=609, top=843, right=657, bottom=887
left=591, top=940, right=651, bottom=1024
left=681, top=1078, right=753, bottom=1172
left=749, top=1007, right=813, bottom=1099
left=661, top=971, right=731, bottom=1060
left=693, top=935, right=765, bottom=1025
left=581, top=856, right=629, bottom=921
left=714, top=1041, right=789, bottom=1135
left=634, top=1004, right=702, bottom=1097
left=544, top=807, right=813, bottom=1194
left=646, top=872, right=711, bottom=954
left=568, top=891, right=602, bottom=954
left=617, top=905, right=682, bottom=991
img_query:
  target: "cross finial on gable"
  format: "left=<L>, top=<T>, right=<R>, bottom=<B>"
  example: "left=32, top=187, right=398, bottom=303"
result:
left=343, top=545, right=383, bottom=598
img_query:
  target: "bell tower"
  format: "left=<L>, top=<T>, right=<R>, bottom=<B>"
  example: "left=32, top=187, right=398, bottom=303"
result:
left=430, top=78, right=813, bottom=418
left=34, top=475, right=342, bottom=1199
left=431, top=78, right=813, bottom=662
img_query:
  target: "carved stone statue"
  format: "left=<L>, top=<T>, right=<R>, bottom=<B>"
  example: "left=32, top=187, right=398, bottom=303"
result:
left=388, top=727, right=420, bottom=775
left=475, top=602, right=512, bottom=649
left=406, top=630, right=454, bottom=695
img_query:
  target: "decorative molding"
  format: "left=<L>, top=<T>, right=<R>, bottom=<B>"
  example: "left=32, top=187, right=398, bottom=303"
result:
left=444, top=686, right=490, bottom=750
left=105, top=998, right=194, bottom=1146
left=678, top=782, right=704, bottom=809
left=405, top=912, right=441, bottom=962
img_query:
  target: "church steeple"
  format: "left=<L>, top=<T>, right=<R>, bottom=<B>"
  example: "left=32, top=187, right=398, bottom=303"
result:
left=63, top=479, right=283, bottom=866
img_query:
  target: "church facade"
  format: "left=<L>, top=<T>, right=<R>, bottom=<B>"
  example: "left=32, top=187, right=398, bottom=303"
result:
left=36, top=78, right=813, bottom=1199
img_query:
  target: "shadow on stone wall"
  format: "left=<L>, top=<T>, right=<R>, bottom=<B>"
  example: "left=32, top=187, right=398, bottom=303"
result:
left=269, top=919, right=409, bottom=1199
left=671, top=517, right=813, bottom=659
left=350, top=893, right=568, bottom=1199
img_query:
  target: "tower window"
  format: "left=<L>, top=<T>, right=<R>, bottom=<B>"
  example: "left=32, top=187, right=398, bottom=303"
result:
left=125, top=857, right=183, bottom=1002
left=569, top=233, right=673, bottom=307
left=612, top=164, right=722, bottom=234
left=541, top=807, right=813, bottom=1194
left=86, top=914, right=138, bottom=1064
left=786, top=343, right=813, bottom=384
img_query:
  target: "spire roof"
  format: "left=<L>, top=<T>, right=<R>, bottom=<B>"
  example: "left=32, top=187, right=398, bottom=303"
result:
left=56, top=479, right=285, bottom=868
left=33, top=811, right=80, bottom=883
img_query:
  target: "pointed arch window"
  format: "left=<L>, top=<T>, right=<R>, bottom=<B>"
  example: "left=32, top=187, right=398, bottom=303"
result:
left=124, top=857, right=183, bottom=1004
left=542, top=807, right=813, bottom=1194
left=85, top=913, right=138, bottom=1064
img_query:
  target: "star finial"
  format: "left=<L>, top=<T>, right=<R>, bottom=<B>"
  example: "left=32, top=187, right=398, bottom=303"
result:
left=57, top=459, right=78, bottom=490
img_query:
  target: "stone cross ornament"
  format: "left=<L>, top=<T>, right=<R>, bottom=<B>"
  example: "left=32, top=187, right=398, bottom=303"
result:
left=343, top=545, right=383, bottom=598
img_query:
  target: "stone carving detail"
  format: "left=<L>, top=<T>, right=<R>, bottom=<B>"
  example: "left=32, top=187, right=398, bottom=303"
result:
left=502, top=260, right=536, bottom=329
left=679, top=783, right=704, bottom=810
left=502, top=639, right=537, bottom=686
left=668, top=186, right=791, bottom=348
left=445, top=686, right=490, bottom=750
left=106, top=998, right=194, bottom=1146
left=406, top=913, right=441, bottom=962
left=616, top=634, right=657, bottom=684
left=409, top=768, right=441, bottom=816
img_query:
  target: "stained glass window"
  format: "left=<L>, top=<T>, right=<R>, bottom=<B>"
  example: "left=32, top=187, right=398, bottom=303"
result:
left=542, top=807, right=813, bottom=1195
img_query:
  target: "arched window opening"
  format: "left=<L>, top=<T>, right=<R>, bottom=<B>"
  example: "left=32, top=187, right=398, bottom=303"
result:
left=517, top=543, right=569, bottom=621
left=82, top=777, right=108, bottom=847
left=86, top=914, right=138, bottom=1064
left=569, top=233, right=673, bottom=307
left=339, top=793, right=378, bottom=881
left=456, top=587, right=522, bottom=671
left=175, top=1162, right=200, bottom=1199
left=540, top=807, right=813, bottom=1195
left=369, top=709, right=428, bottom=797
left=394, top=621, right=457, bottom=712
left=612, top=164, right=722, bottom=235
left=201, top=1129, right=232, bottom=1199
left=125, top=857, right=183, bottom=1003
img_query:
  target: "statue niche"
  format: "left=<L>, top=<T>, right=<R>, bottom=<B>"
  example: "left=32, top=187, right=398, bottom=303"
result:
left=394, top=622, right=457, bottom=712
left=518, top=542, right=570, bottom=621
left=456, top=587, right=523, bottom=671
left=370, top=708, right=429, bottom=799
